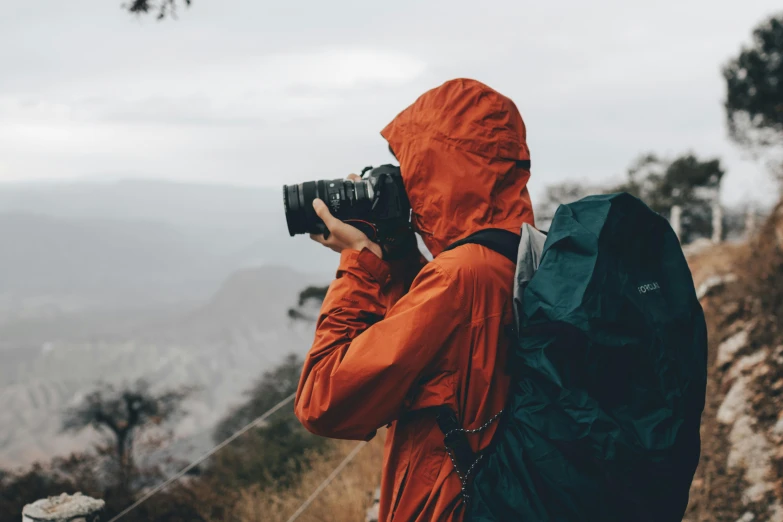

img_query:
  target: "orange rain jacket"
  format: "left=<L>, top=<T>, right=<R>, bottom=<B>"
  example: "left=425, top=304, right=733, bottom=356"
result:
left=295, top=78, right=534, bottom=522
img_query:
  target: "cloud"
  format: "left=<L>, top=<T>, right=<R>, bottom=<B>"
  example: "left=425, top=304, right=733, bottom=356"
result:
left=0, top=48, right=427, bottom=128
left=0, top=0, right=781, bottom=206
left=262, top=48, right=427, bottom=91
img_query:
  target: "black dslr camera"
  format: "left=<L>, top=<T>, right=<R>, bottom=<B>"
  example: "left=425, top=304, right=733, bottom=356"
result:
left=283, top=164, right=413, bottom=254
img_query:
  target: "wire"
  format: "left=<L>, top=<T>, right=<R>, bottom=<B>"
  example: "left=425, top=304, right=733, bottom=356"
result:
left=107, top=392, right=296, bottom=522
left=284, top=441, right=368, bottom=522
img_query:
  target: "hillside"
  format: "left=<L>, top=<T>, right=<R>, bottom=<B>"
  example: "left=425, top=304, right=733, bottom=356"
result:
left=0, top=179, right=338, bottom=297
left=0, top=264, right=322, bottom=468
left=683, top=201, right=783, bottom=521
left=0, top=213, right=216, bottom=301
left=0, top=178, right=340, bottom=467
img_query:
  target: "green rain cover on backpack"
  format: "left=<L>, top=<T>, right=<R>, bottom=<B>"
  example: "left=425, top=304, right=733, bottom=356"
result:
left=468, top=193, right=708, bottom=522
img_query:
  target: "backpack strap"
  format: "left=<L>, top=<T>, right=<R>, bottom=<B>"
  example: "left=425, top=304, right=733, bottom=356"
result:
left=435, top=404, right=506, bottom=503
left=435, top=229, right=521, bottom=502
left=443, top=228, right=521, bottom=264
left=435, top=405, right=478, bottom=476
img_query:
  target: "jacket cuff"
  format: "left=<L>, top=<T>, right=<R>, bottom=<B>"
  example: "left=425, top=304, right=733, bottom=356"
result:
left=338, top=248, right=392, bottom=286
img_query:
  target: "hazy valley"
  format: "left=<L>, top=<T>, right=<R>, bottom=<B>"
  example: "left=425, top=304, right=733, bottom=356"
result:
left=0, top=179, right=336, bottom=468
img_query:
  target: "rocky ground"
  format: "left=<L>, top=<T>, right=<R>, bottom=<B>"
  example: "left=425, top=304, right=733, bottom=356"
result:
left=685, top=201, right=783, bottom=522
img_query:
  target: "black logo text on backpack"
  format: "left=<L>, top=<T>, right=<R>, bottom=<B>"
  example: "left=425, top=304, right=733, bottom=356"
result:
left=638, top=282, right=661, bottom=294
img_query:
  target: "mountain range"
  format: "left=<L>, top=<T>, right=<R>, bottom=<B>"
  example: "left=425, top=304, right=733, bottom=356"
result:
left=0, top=179, right=335, bottom=468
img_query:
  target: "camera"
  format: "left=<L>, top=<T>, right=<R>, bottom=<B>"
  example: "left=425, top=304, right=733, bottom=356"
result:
left=283, top=164, right=412, bottom=250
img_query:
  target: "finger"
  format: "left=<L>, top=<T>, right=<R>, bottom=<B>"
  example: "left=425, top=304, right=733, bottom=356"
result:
left=312, top=199, right=341, bottom=230
left=346, top=173, right=361, bottom=181
left=312, top=199, right=339, bottom=231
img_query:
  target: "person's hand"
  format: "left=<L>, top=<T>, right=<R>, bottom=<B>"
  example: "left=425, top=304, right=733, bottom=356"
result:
left=310, top=174, right=383, bottom=259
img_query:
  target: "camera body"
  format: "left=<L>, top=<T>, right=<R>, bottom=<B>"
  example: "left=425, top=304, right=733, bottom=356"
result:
left=283, top=164, right=412, bottom=249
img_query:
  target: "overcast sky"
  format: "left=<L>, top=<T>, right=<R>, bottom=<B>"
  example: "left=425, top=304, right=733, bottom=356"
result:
left=1, top=1, right=780, bottom=206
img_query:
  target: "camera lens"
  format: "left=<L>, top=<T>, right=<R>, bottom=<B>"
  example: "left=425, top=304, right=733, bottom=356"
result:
left=283, top=181, right=320, bottom=236
left=283, top=178, right=375, bottom=237
left=283, top=184, right=302, bottom=236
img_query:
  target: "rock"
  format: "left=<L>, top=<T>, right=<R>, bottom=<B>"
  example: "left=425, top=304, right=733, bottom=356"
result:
left=726, top=415, right=775, bottom=504
left=726, top=349, right=769, bottom=382
left=365, top=488, right=381, bottom=522
left=22, top=493, right=104, bottom=522
left=772, top=204, right=783, bottom=248
left=771, top=502, right=783, bottom=522
left=717, top=329, right=749, bottom=367
left=718, top=375, right=750, bottom=425
left=365, top=503, right=379, bottom=522
left=772, top=413, right=783, bottom=440
left=696, top=273, right=738, bottom=300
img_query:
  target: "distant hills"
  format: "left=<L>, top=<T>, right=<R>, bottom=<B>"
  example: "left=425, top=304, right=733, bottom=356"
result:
left=0, top=178, right=278, bottom=228
left=0, top=212, right=213, bottom=300
left=0, top=262, right=319, bottom=468
left=0, top=179, right=336, bottom=298
left=0, top=178, right=336, bottom=468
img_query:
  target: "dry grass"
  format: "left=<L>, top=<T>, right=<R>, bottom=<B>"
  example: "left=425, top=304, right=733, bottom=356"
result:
left=224, top=433, right=385, bottom=522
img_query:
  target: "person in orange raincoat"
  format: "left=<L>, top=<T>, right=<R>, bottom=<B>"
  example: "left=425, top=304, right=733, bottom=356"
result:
left=294, top=78, right=534, bottom=522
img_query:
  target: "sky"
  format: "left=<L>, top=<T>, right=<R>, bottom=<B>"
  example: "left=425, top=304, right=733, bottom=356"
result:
left=1, top=0, right=781, bottom=207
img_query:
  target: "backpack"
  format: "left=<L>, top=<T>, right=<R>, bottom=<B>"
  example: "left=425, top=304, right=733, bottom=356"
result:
left=440, top=192, right=708, bottom=522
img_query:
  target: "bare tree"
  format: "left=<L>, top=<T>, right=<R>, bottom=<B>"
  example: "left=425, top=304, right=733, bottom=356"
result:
left=614, top=153, right=725, bottom=243
left=288, top=285, right=329, bottom=323
left=63, top=380, right=191, bottom=483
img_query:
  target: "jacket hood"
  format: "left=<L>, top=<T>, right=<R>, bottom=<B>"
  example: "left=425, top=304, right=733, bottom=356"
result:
left=381, top=78, right=534, bottom=257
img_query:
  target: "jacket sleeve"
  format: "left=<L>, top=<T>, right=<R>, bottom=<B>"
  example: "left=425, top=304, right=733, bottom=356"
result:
left=294, top=247, right=465, bottom=440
